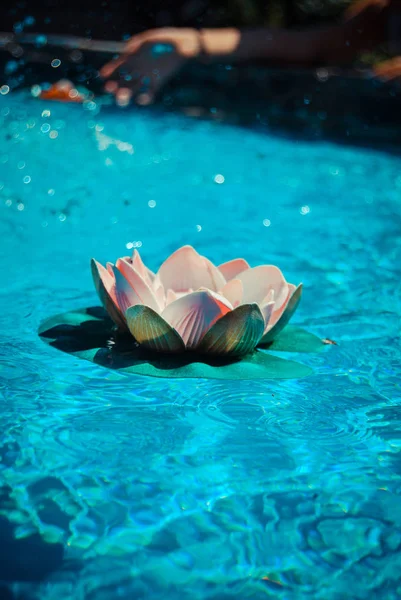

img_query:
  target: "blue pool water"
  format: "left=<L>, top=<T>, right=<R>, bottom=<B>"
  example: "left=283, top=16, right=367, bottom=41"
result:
left=1, top=91, right=401, bottom=599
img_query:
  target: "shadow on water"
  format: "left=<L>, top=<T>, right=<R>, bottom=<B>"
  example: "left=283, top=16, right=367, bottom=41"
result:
left=0, top=486, right=63, bottom=597
left=38, top=306, right=325, bottom=380
left=0, top=515, right=63, bottom=582
left=0, top=483, right=83, bottom=596
left=0, top=587, right=19, bottom=600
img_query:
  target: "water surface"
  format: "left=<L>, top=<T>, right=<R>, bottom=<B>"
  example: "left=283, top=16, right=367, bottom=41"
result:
left=1, top=93, right=401, bottom=599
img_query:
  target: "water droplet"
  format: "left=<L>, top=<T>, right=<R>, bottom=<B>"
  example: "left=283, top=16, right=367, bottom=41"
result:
left=316, top=68, right=329, bottom=82
left=70, top=50, right=83, bottom=63
left=5, top=61, right=18, bottom=75
left=13, top=22, right=23, bottom=34
left=85, top=101, right=97, bottom=111
left=35, top=34, right=47, bottom=47
left=126, top=240, right=142, bottom=249
left=30, top=84, right=41, bottom=97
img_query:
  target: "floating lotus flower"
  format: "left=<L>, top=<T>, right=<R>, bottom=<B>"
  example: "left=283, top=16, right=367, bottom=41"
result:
left=91, top=246, right=302, bottom=358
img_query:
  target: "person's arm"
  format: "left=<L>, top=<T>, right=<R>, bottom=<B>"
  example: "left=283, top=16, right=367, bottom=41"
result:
left=100, top=0, right=391, bottom=105
left=198, top=27, right=321, bottom=64
left=198, top=1, right=389, bottom=66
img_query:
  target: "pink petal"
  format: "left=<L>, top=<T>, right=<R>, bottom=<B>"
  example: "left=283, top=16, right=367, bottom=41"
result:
left=165, top=289, right=178, bottom=305
left=237, top=265, right=289, bottom=307
left=116, top=258, right=160, bottom=312
left=203, top=257, right=226, bottom=291
left=262, top=289, right=275, bottom=304
left=196, top=288, right=233, bottom=310
left=93, top=261, right=117, bottom=302
left=91, top=259, right=126, bottom=330
left=261, top=300, right=275, bottom=330
left=218, top=258, right=250, bottom=281
left=161, top=290, right=231, bottom=349
left=157, top=245, right=225, bottom=293
left=221, top=279, right=243, bottom=308
left=132, top=249, right=155, bottom=285
left=266, top=284, right=296, bottom=330
left=259, top=284, right=302, bottom=345
left=112, top=265, right=142, bottom=314
left=165, top=288, right=196, bottom=306
left=152, top=274, right=166, bottom=311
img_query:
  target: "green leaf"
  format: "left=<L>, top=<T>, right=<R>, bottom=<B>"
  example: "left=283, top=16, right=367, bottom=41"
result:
left=264, top=325, right=325, bottom=353
left=38, top=307, right=316, bottom=381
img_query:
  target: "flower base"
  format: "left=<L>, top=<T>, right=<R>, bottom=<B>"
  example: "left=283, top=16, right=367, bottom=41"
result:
left=38, top=307, right=325, bottom=381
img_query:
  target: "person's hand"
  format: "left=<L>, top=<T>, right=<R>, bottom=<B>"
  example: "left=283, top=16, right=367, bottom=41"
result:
left=373, top=56, right=401, bottom=80
left=344, top=0, right=389, bottom=20
left=345, top=0, right=401, bottom=82
left=100, top=28, right=201, bottom=106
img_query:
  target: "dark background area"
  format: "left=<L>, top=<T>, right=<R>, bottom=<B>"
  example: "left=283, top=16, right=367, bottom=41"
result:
left=0, top=0, right=348, bottom=40
left=0, top=1, right=400, bottom=151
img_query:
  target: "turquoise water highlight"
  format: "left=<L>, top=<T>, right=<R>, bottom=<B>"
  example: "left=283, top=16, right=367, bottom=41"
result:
left=1, top=92, right=401, bottom=599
